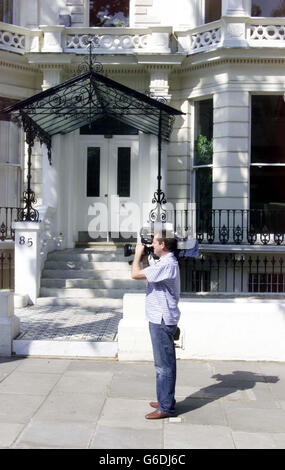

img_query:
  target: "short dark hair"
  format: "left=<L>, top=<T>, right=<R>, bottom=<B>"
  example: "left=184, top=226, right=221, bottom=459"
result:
left=155, top=230, right=177, bottom=252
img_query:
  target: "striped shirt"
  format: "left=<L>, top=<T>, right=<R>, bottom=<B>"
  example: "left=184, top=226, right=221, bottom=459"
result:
left=143, top=252, right=181, bottom=325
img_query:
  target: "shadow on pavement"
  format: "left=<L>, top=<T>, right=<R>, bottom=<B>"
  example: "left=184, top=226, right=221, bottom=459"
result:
left=176, top=371, right=279, bottom=414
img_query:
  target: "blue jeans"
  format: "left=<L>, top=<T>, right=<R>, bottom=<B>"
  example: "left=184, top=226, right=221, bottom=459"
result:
left=149, top=319, right=177, bottom=416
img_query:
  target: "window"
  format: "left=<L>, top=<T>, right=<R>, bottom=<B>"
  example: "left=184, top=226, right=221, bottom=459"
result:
left=250, top=95, right=285, bottom=232
left=89, top=0, right=129, bottom=27
left=0, top=0, right=13, bottom=23
left=251, top=0, right=285, bottom=16
left=87, top=147, right=100, bottom=197
left=194, top=99, right=213, bottom=232
left=205, top=0, right=221, bottom=23
left=117, top=147, right=131, bottom=197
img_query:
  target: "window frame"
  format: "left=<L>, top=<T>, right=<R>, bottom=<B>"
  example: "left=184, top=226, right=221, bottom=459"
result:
left=250, top=93, right=285, bottom=216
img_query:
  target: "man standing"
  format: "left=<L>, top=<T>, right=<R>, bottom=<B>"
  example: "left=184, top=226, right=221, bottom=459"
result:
left=131, top=231, right=181, bottom=419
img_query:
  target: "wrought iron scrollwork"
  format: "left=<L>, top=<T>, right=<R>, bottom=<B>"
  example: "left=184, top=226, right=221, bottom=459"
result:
left=149, top=190, right=167, bottom=223
left=17, top=190, right=40, bottom=222
left=77, top=35, right=104, bottom=75
left=233, top=225, right=243, bottom=244
left=219, top=224, right=229, bottom=244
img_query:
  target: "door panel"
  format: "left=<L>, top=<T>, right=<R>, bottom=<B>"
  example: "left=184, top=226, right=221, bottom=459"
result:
left=78, top=136, right=139, bottom=241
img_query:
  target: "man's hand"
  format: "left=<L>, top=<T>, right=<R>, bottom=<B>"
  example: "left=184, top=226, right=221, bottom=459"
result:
left=131, top=243, right=147, bottom=280
left=135, top=243, right=145, bottom=258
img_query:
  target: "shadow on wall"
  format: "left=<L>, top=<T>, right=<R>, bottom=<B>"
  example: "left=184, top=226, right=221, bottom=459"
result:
left=176, top=371, right=279, bottom=414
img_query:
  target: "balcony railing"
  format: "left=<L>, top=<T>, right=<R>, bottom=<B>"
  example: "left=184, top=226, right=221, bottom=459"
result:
left=167, top=208, right=285, bottom=246
left=2, top=17, right=285, bottom=56
left=0, top=206, right=21, bottom=241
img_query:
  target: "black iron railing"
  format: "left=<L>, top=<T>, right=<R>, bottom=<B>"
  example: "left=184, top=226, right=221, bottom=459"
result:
left=0, top=250, right=14, bottom=290
left=179, top=254, right=285, bottom=294
left=0, top=207, right=21, bottom=241
left=168, top=208, right=285, bottom=245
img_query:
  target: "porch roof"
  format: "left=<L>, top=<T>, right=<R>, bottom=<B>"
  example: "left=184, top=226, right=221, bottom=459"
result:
left=1, top=70, right=183, bottom=142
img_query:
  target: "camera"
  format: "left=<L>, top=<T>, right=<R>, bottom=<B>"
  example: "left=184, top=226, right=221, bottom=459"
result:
left=124, top=227, right=154, bottom=258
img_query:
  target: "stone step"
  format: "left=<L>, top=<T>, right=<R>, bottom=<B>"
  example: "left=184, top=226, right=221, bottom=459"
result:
left=35, top=297, right=124, bottom=308
left=44, top=260, right=131, bottom=271
left=47, top=251, right=128, bottom=262
left=39, top=287, right=143, bottom=298
left=42, top=269, right=132, bottom=280
left=41, top=278, right=145, bottom=289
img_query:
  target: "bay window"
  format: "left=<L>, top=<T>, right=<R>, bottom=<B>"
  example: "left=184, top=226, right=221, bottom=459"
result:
left=250, top=95, right=285, bottom=232
left=194, top=98, right=213, bottom=232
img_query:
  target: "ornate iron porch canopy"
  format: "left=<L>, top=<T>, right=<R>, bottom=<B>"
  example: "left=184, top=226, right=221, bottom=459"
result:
left=1, top=66, right=183, bottom=223
left=2, top=69, right=181, bottom=143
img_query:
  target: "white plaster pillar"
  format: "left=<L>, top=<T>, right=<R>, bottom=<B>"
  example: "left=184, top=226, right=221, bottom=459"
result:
left=19, top=0, right=39, bottom=28
left=222, top=0, right=251, bottom=16
left=41, top=67, right=63, bottom=91
left=12, top=222, right=41, bottom=305
left=213, top=90, right=250, bottom=239
left=0, top=292, right=20, bottom=356
left=149, top=68, right=171, bottom=100
left=222, top=0, right=250, bottom=47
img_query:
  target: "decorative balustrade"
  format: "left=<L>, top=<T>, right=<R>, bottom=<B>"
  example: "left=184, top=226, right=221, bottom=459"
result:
left=2, top=19, right=285, bottom=56
left=0, top=22, right=40, bottom=54
left=190, top=24, right=222, bottom=53
left=167, top=208, right=285, bottom=246
left=247, top=19, right=285, bottom=45
left=64, top=30, right=149, bottom=52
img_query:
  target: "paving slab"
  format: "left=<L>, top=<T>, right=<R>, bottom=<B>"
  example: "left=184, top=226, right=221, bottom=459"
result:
left=32, top=392, right=105, bottom=424
left=232, top=431, right=278, bottom=449
left=0, top=393, right=46, bottom=424
left=98, top=398, right=163, bottom=430
left=175, top=398, right=227, bottom=426
left=0, top=371, right=61, bottom=396
left=164, top=423, right=235, bottom=449
left=90, top=425, right=163, bottom=449
left=0, top=422, right=25, bottom=448
left=14, top=421, right=95, bottom=449
left=225, top=407, right=285, bottom=433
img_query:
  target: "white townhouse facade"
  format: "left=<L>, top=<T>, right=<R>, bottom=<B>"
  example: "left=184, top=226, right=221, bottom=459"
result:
left=1, top=0, right=285, bottom=305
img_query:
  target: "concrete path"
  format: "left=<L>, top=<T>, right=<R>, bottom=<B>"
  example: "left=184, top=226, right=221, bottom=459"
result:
left=0, top=357, right=285, bottom=449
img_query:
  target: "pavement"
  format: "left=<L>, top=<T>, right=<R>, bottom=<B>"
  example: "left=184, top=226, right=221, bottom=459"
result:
left=0, top=356, right=285, bottom=449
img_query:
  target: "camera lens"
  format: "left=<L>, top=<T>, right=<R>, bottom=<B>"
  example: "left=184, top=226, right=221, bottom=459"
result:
left=124, top=244, right=136, bottom=257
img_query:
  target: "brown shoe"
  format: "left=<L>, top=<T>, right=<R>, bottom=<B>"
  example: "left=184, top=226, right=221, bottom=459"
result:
left=149, top=401, right=159, bottom=408
left=145, top=409, right=170, bottom=420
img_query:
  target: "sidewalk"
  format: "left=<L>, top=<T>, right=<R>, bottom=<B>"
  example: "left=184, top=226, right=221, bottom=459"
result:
left=0, top=356, right=285, bottom=449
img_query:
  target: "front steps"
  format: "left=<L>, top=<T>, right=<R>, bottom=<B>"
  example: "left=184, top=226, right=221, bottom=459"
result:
left=38, top=244, right=145, bottom=309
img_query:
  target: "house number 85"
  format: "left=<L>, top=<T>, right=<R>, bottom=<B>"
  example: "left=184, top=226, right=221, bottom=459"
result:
left=19, top=236, right=33, bottom=247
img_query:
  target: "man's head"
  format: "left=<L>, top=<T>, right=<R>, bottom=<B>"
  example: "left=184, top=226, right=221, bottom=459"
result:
left=151, top=230, right=177, bottom=258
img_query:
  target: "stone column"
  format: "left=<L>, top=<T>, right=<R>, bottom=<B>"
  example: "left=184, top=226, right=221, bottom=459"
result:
left=222, top=0, right=250, bottom=47
left=0, top=292, right=20, bottom=356
left=213, top=90, right=250, bottom=211
left=222, top=0, right=251, bottom=16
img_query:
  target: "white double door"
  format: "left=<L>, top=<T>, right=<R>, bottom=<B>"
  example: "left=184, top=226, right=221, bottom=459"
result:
left=79, top=136, right=140, bottom=240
